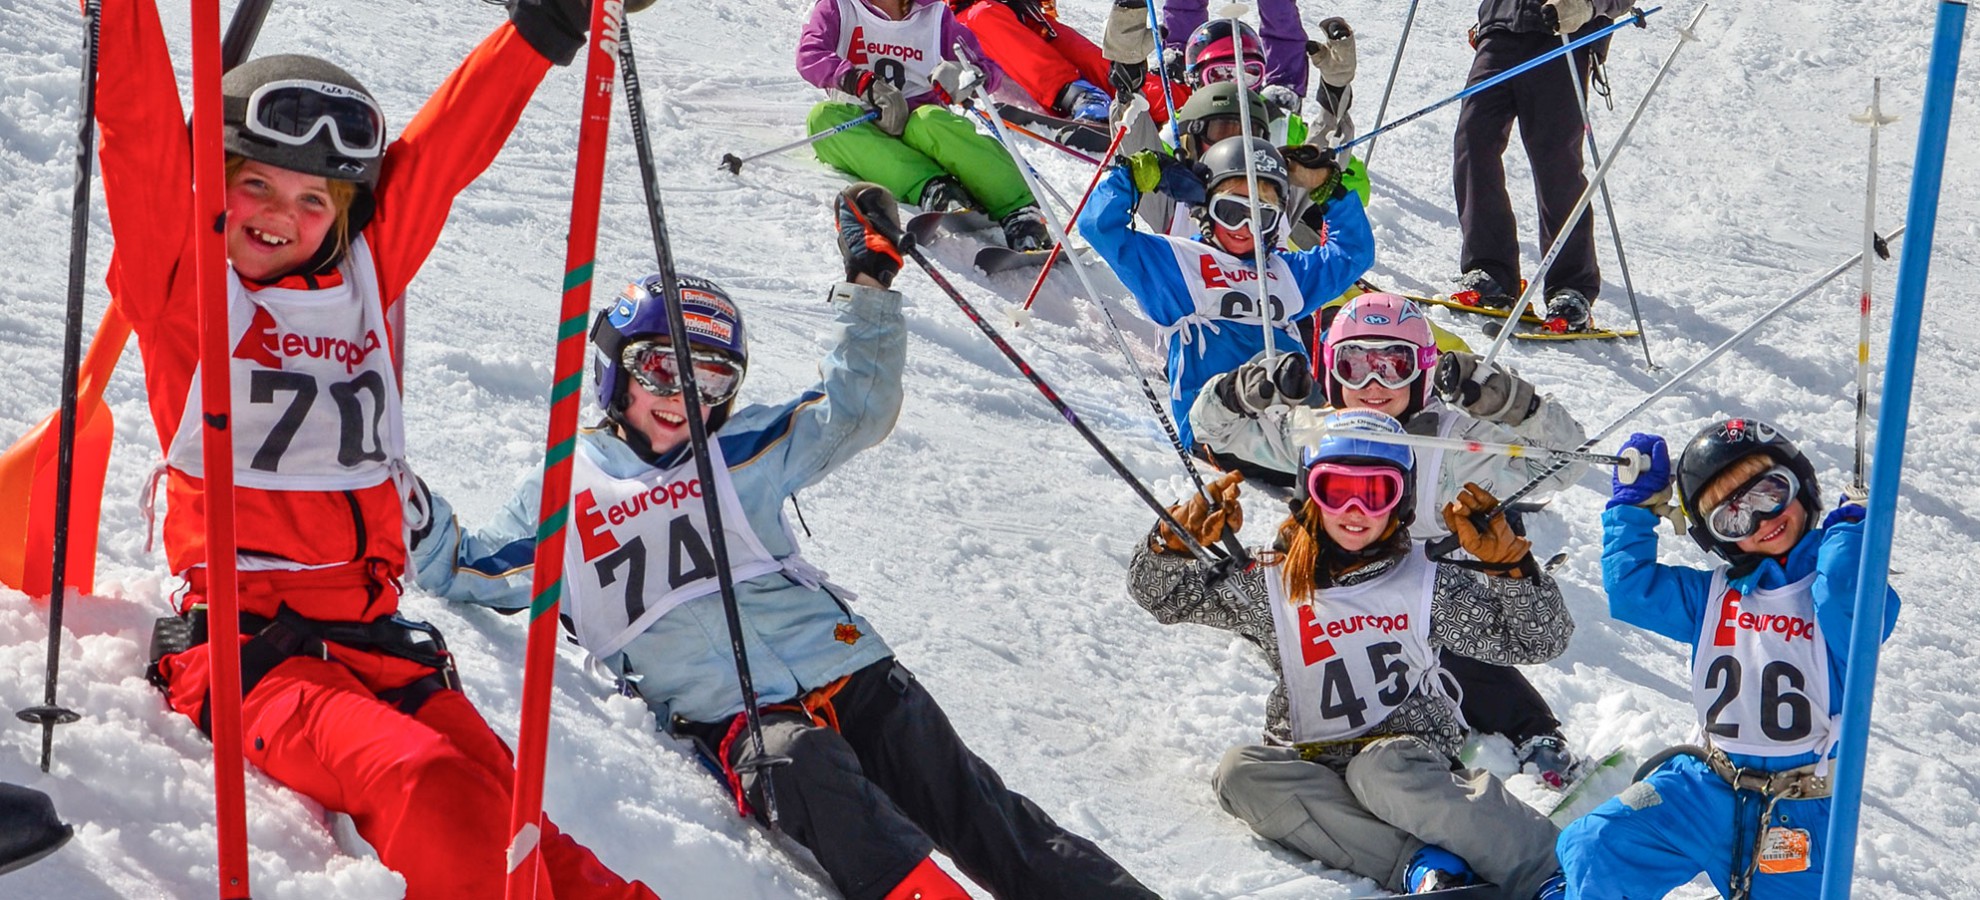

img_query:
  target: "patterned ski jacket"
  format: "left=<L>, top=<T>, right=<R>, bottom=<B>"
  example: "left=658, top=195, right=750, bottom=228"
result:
left=1127, top=535, right=1571, bottom=766
left=410, top=284, right=905, bottom=726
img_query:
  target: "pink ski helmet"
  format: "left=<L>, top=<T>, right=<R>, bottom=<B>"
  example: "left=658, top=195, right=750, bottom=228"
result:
left=1184, top=20, right=1267, bottom=89
left=1321, top=293, right=1439, bottom=414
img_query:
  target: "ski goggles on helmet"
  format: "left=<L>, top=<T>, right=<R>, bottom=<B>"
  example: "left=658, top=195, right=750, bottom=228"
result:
left=1206, top=193, right=1282, bottom=237
left=1198, top=115, right=1266, bottom=146
left=1307, top=463, right=1407, bottom=518
left=1331, top=339, right=1426, bottom=390
left=242, top=79, right=385, bottom=159
left=1703, top=465, right=1799, bottom=543
left=621, top=340, right=744, bottom=405
left=1200, top=59, right=1267, bottom=89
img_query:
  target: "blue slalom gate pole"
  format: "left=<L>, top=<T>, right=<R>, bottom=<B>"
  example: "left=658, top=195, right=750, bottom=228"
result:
left=1819, top=3, right=1967, bottom=898
left=1331, top=6, right=1660, bottom=156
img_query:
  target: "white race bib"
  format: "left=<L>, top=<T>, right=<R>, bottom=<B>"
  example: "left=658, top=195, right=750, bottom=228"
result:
left=1691, top=570, right=1832, bottom=757
left=563, top=440, right=786, bottom=661
left=165, top=238, right=403, bottom=492
left=833, top=0, right=946, bottom=95
left=1270, top=548, right=1440, bottom=742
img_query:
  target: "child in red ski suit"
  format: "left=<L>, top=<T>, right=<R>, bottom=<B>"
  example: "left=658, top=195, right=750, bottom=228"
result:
left=944, top=0, right=1172, bottom=123
left=98, top=0, right=658, bottom=896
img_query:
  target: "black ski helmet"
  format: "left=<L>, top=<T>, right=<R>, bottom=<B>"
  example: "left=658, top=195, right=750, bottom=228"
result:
left=1174, top=81, right=1270, bottom=160
left=1675, top=417, right=1822, bottom=567
left=1196, top=135, right=1290, bottom=201
left=590, top=273, right=749, bottom=438
left=222, top=55, right=386, bottom=186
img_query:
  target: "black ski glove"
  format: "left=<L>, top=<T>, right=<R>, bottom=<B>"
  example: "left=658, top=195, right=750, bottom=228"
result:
left=509, top=0, right=655, bottom=67
left=1110, top=60, right=1149, bottom=99
left=1215, top=354, right=1313, bottom=416
left=1435, top=351, right=1541, bottom=425
left=834, top=182, right=904, bottom=289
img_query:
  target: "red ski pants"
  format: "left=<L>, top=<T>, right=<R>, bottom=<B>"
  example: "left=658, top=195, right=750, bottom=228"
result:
left=237, top=655, right=658, bottom=900
left=956, top=2, right=1173, bottom=123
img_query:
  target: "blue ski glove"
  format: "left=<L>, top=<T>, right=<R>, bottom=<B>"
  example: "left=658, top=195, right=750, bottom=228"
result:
left=1822, top=495, right=1867, bottom=530
left=1059, top=79, right=1113, bottom=122
left=1122, top=150, right=1207, bottom=206
left=1609, top=433, right=1671, bottom=509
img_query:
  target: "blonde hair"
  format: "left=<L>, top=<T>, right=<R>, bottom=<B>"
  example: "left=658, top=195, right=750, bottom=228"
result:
left=224, top=155, right=359, bottom=264
left=1695, top=453, right=1775, bottom=514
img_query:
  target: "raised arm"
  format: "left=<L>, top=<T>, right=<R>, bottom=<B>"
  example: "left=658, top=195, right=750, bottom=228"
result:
left=407, top=473, right=543, bottom=611
left=1280, top=194, right=1374, bottom=319
left=1077, top=166, right=1198, bottom=326
left=95, top=0, right=192, bottom=328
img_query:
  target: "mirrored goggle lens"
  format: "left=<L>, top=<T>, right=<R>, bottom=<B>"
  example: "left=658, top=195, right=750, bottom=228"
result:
left=1706, top=467, right=1798, bottom=542
left=1307, top=464, right=1405, bottom=517
left=1207, top=194, right=1282, bottom=235
left=1202, top=60, right=1266, bottom=88
left=1331, top=341, right=1422, bottom=390
left=622, top=342, right=743, bottom=404
left=245, top=81, right=384, bottom=157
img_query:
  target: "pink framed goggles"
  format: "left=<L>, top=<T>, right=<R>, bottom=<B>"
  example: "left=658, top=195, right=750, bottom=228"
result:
left=1306, top=463, right=1407, bottom=518
left=1201, top=59, right=1267, bottom=89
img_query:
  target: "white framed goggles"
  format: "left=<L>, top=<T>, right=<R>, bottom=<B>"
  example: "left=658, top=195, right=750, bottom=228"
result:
left=1704, top=465, right=1799, bottom=543
left=621, top=341, right=744, bottom=405
left=1330, top=339, right=1425, bottom=390
left=242, top=79, right=385, bottom=159
left=1206, top=192, right=1282, bottom=237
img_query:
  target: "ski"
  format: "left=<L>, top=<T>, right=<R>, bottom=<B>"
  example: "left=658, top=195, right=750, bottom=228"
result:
left=1542, top=745, right=1629, bottom=819
left=1482, top=319, right=1641, bottom=342
left=904, top=209, right=997, bottom=246
left=997, top=104, right=1111, bottom=153
left=1416, top=290, right=1544, bottom=325
left=974, top=245, right=1052, bottom=275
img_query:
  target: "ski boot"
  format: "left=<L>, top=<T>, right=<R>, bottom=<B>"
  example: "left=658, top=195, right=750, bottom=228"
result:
left=1451, top=269, right=1517, bottom=310
left=1000, top=206, right=1054, bottom=252
left=1516, top=733, right=1580, bottom=789
left=1533, top=873, right=1568, bottom=900
left=917, top=176, right=981, bottom=215
left=1541, top=288, right=1592, bottom=334
left=1405, top=845, right=1477, bottom=893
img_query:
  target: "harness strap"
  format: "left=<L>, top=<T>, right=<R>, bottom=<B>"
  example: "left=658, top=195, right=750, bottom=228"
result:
left=1699, top=743, right=1830, bottom=899
left=713, top=675, right=855, bottom=819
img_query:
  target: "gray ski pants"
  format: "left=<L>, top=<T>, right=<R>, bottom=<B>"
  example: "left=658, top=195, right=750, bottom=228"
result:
left=1212, top=737, right=1560, bottom=900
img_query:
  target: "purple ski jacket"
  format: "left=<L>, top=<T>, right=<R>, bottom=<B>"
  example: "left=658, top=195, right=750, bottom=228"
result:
left=796, top=0, right=1006, bottom=108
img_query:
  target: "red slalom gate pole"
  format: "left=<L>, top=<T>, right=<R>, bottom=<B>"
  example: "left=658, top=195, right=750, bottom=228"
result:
left=505, top=1, right=623, bottom=897
left=1020, top=121, right=1130, bottom=312
left=188, top=0, right=251, bottom=894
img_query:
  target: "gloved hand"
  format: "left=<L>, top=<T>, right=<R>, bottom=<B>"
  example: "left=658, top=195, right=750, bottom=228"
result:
left=1608, top=433, right=1671, bottom=509
left=1109, top=60, right=1149, bottom=99
left=509, top=0, right=655, bottom=67
left=930, top=59, right=985, bottom=106
left=1543, top=0, right=1593, bottom=34
left=1123, top=150, right=1208, bottom=205
left=1162, top=47, right=1187, bottom=85
left=1059, top=79, right=1113, bottom=122
left=840, top=70, right=909, bottom=136
left=405, top=475, right=436, bottom=551
left=1444, top=482, right=1534, bottom=576
left=1434, top=352, right=1538, bottom=426
left=1154, top=470, right=1245, bottom=554
left=1305, top=18, right=1357, bottom=88
left=1822, top=494, right=1868, bottom=530
left=1102, top=0, right=1156, bottom=64
left=1281, top=143, right=1345, bottom=208
left=1261, top=84, right=1303, bottom=118
left=834, top=182, right=904, bottom=289
left=1215, top=354, right=1314, bottom=415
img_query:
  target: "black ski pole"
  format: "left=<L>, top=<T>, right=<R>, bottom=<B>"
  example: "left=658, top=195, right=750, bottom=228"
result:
left=220, top=0, right=275, bottom=70
left=617, top=20, right=789, bottom=828
left=16, top=0, right=101, bottom=774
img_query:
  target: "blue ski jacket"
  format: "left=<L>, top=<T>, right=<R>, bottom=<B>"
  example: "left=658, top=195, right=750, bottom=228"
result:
left=1600, top=504, right=1902, bottom=772
left=409, top=282, right=905, bottom=726
left=1075, top=164, right=1375, bottom=448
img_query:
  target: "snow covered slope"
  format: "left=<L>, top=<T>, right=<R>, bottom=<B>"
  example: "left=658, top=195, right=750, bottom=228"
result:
left=1, top=0, right=1975, bottom=896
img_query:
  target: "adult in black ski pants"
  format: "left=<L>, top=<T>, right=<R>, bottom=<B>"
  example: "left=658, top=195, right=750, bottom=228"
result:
left=1453, top=0, right=1631, bottom=305
left=682, top=659, right=1160, bottom=900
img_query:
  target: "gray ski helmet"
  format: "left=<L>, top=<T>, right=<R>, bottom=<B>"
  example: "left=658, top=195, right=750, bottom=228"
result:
left=1675, top=417, right=1822, bottom=567
left=223, top=55, right=385, bottom=185
left=1174, top=82, right=1270, bottom=159
left=1197, top=135, right=1290, bottom=204
left=590, top=273, right=749, bottom=424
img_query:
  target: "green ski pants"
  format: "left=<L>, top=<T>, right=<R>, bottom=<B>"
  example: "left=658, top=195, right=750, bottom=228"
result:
left=807, top=101, right=1034, bottom=220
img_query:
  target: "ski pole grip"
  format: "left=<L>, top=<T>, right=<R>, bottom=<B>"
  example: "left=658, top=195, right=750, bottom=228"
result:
left=1615, top=446, right=1645, bottom=485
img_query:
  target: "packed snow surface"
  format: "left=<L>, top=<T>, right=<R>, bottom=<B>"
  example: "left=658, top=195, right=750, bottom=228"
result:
left=1, top=0, right=1976, bottom=896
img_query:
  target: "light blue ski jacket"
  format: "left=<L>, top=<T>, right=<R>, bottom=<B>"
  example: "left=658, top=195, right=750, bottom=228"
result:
left=1075, top=164, right=1375, bottom=448
left=1600, top=504, right=1902, bottom=772
left=410, top=283, right=905, bottom=726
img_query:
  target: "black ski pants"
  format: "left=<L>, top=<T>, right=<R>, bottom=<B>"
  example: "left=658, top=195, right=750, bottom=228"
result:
left=1453, top=29, right=1607, bottom=300
left=683, top=658, right=1159, bottom=900
left=1440, top=649, right=1562, bottom=746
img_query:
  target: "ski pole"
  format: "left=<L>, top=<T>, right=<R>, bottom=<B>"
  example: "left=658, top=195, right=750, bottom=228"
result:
left=1022, top=116, right=1133, bottom=312
left=975, top=94, right=1252, bottom=565
left=1218, top=4, right=1281, bottom=365
left=1477, top=3, right=1704, bottom=371
left=1301, top=426, right=1634, bottom=469
left=889, top=224, right=1227, bottom=565
left=1145, top=0, right=1181, bottom=131
left=505, top=2, right=624, bottom=895
left=1359, top=0, right=1420, bottom=171
left=997, top=116, right=1106, bottom=166
left=971, top=105, right=1079, bottom=215
left=620, top=18, right=787, bottom=827
left=1848, top=78, right=1896, bottom=498
left=1561, top=32, right=1655, bottom=368
left=1484, top=228, right=1904, bottom=519
left=14, top=0, right=99, bottom=777
left=1330, top=6, right=1660, bottom=157
left=720, top=110, right=879, bottom=174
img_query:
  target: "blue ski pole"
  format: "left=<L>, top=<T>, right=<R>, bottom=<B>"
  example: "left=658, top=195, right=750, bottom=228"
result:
left=720, top=110, right=880, bottom=174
